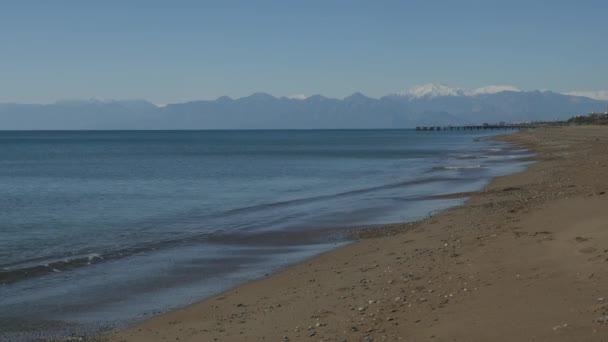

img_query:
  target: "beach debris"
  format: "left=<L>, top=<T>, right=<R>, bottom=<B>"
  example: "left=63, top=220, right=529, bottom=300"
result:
left=552, top=323, right=568, bottom=331
left=596, top=316, right=608, bottom=324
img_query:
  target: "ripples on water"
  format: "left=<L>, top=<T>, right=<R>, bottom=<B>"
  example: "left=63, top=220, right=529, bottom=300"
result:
left=0, top=129, right=533, bottom=340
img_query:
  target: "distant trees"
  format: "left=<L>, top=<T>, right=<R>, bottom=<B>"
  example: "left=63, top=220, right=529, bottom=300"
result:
left=567, top=112, right=608, bottom=125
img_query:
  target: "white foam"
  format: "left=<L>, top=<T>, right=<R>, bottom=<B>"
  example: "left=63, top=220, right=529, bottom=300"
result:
left=88, top=253, right=103, bottom=261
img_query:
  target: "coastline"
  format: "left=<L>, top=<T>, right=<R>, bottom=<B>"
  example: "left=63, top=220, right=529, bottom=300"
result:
left=104, top=126, right=608, bottom=341
left=1, top=129, right=528, bottom=342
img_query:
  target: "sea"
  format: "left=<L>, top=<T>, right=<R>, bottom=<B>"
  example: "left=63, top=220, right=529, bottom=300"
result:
left=0, top=129, right=533, bottom=340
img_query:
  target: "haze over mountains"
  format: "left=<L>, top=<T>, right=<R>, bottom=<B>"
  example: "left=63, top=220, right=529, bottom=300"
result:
left=1, top=84, right=607, bottom=130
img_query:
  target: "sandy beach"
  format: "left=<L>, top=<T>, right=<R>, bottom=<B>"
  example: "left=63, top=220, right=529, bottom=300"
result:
left=109, top=126, right=608, bottom=342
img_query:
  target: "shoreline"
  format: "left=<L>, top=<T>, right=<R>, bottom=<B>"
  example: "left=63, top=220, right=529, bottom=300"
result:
left=1, top=130, right=527, bottom=342
left=95, top=127, right=608, bottom=340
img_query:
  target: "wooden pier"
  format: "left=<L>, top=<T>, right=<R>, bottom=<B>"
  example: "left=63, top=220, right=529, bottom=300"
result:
left=415, top=122, right=567, bottom=131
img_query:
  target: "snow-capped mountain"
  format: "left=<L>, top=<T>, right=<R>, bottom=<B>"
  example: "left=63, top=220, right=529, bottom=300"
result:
left=397, top=83, right=522, bottom=98
left=398, top=83, right=465, bottom=97
left=1, top=86, right=608, bottom=129
left=562, top=90, right=608, bottom=101
left=466, top=85, right=522, bottom=96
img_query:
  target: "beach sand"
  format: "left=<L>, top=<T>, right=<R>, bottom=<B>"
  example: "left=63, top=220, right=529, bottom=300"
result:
left=109, top=126, right=608, bottom=341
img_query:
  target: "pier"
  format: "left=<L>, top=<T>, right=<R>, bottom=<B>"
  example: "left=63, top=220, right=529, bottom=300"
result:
left=415, top=122, right=567, bottom=131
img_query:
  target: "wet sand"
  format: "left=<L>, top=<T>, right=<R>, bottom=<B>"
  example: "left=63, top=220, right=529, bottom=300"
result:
left=110, top=126, right=608, bottom=341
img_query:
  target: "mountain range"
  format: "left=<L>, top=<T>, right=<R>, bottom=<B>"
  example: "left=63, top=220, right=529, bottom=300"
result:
left=1, top=84, right=607, bottom=130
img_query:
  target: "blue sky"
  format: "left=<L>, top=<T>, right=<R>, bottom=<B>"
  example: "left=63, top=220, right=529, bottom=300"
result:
left=1, top=0, right=607, bottom=104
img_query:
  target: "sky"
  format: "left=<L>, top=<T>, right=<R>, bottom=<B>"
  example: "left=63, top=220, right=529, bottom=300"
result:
left=1, top=0, right=607, bottom=104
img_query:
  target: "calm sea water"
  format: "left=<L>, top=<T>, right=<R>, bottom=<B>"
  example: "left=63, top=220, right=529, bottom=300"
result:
left=0, top=130, right=532, bottom=340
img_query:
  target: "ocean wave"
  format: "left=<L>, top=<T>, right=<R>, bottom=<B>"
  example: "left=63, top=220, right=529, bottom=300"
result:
left=2, top=176, right=477, bottom=285
left=0, top=255, right=100, bottom=284
left=224, top=176, right=467, bottom=215
left=0, top=241, right=201, bottom=285
left=453, top=154, right=484, bottom=160
left=432, top=165, right=484, bottom=171
left=483, top=147, right=531, bottom=156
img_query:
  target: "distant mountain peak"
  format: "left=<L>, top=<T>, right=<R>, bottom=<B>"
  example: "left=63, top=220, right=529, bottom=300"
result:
left=305, top=94, right=329, bottom=101
left=285, top=94, right=308, bottom=100
left=216, top=95, right=234, bottom=102
left=467, top=85, right=522, bottom=96
left=2, top=88, right=607, bottom=130
left=245, top=92, right=276, bottom=100
left=399, top=83, right=463, bottom=98
left=344, top=92, right=369, bottom=100
left=562, top=90, right=608, bottom=101
left=397, top=83, right=522, bottom=98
